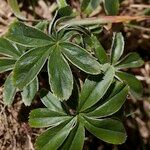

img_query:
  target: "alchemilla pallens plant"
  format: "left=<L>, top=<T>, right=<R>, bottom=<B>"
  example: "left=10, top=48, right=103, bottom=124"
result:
left=0, top=0, right=145, bottom=149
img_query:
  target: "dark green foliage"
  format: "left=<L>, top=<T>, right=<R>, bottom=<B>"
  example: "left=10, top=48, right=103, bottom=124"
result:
left=29, top=71, right=128, bottom=149
left=91, top=33, right=144, bottom=98
left=0, top=1, right=144, bottom=149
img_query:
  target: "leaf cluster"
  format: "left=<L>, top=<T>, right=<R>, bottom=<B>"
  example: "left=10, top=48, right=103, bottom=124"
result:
left=0, top=1, right=144, bottom=149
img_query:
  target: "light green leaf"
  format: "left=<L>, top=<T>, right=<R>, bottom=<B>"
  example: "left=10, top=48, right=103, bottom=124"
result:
left=57, top=0, right=68, bottom=8
left=13, top=45, right=52, bottom=89
left=36, top=117, right=76, bottom=150
left=3, top=73, right=17, bottom=106
left=60, top=122, right=85, bottom=150
left=0, top=58, right=16, bottom=73
left=104, top=0, right=119, bottom=15
left=29, top=108, right=71, bottom=128
left=48, top=46, right=73, bottom=100
left=110, top=32, right=124, bottom=64
left=21, top=77, right=39, bottom=106
left=61, top=42, right=102, bottom=75
left=0, top=37, right=22, bottom=59
left=40, top=90, right=66, bottom=115
left=7, top=0, right=26, bottom=20
left=92, top=35, right=108, bottom=64
left=87, top=84, right=128, bottom=117
left=35, top=21, right=48, bottom=31
left=81, top=0, right=102, bottom=15
left=116, top=71, right=143, bottom=98
left=115, top=52, right=144, bottom=69
left=5, top=21, right=54, bottom=47
left=84, top=116, right=127, bottom=144
left=78, top=66, right=115, bottom=112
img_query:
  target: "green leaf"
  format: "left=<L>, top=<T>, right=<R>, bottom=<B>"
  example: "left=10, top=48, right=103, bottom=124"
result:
left=0, top=37, right=22, bottom=59
left=40, top=90, right=66, bottom=115
left=60, top=122, right=85, bottom=150
left=35, top=21, right=48, bottom=31
left=104, top=0, right=119, bottom=15
left=7, top=0, right=26, bottom=20
left=87, top=84, right=128, bottom=117
left=107, top=81, right=127, bottom=99
left=91, top=35, right=108, bottom=64
left=116, top=71, right=143, bottom=98
left=81, top=0, right=91, bottom=12
left=84, top=116, right=127, bottom=144
left=110, top=32, right=124, bottom=64
left=61, top=42, right=102, bottom=75
left=29, top=108, right=71, bottom=128
left=5, top=21, right=54, bottom=47
left=57, top=0, right=68, bottom=8
left=49, top=7, right=73, bottom=34
left=0, top=58, right=16, bottom=73
left=21, top=77, right=39, bottom=106
left=3, top=73, right=17, bottom=106
left=81, top=0, right=102, bottom=15
left=48, top=46, right=73, bottom=100
left=115, top=52, right=144, bottom=69
left=15, top=44, right=27, bottom=55
left=57, top=6, right=73, bottom=17
left=78, top=66, right=115, bottom=112
left=13, top=45, right=52, bottom=89
left=36, top=117, right=76, bottom=150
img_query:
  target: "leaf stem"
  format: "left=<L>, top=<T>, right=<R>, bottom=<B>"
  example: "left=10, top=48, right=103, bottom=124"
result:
left=60, top=16, right=150, bottom=27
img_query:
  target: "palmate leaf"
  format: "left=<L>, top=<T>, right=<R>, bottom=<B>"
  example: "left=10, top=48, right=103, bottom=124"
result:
left=116, top=71, right=143, bottom=98
left=78, top=66, right=115, bottom=112
left=29, top=77, right=128, bottom=149
left=115, top=52, right=144, bottom=69
left=5, top=21, right=102, bottom=100
left=83, top=116, right=127, bottom=144
left=91, top=32, right=143, bottom=99
left=48, top=46, right=73, bottom=100
left=110, top=32, right=124, bottom=64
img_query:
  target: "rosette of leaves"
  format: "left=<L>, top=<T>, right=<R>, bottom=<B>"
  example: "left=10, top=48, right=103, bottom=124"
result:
left=4, top=7, right=102, bottom=101
left=29, top=66, right=128, bottom=150
left=91, top=32, right=144, bottom=99
left=0, top=37, right=38, bottom=106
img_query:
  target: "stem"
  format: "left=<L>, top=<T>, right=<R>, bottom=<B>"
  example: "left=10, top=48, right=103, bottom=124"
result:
left=60, top=16, right=150, bottom=27
left=125, top=24, right=150, bottom=32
